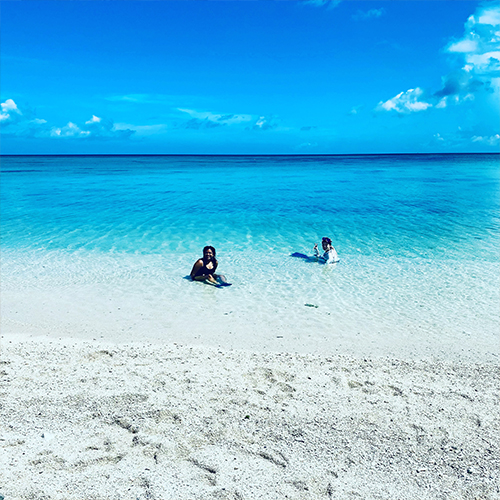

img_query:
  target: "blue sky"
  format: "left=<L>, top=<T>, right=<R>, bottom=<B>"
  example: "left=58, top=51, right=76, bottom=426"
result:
left=1, top=0, right=499, bottom=154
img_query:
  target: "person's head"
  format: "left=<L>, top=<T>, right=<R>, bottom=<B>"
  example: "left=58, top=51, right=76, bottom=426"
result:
left=322, top=237, right=332, bottom=250
left=203, top=245, right=216, bottom=262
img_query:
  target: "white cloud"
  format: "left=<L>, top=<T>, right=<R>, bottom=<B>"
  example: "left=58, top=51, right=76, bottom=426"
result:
left=447, top=39, right=478, bottom=54
left=467, top=51, right=500, bottom=72
left=478, top=9, right=500, bottom=25
left=377, top=3, right=500, bottom=115
left=113, top=108, right=279, bottom=133
left=431, top=128, right=500, bottom=148
left=85, top=115, right=101, bottom=125
left=177, top=107, right=268, bottom=131
left=435, top=98, right=447, bottom=109
left=254, top=117, right=267, bottom=128
left=471, top=134, right=500, bottom=146
left=178, top=108, right=252, bottom=126
left=1, top=99, right=134, bottom=140
left=114, top=123, right=168, bottom=136
left=0, top=98, right=22, bottom=123
left=441, top=3, right=500, bottom=92
left=80, top=115, right=135, bottom=139
left=51, top=122, right=90, bottom=138
left=302, top=0, right=341, bottom=8
left=349, top=105, right=363, bottom=115
left=107, top=94, right=153, bottom=103
left=252, top=115, right=279, bottom=131
left=353, top=8, right=385, bottom=21
left=1, top=99, right=20, bottom=113
left=377, top=88, right=432, bottom=114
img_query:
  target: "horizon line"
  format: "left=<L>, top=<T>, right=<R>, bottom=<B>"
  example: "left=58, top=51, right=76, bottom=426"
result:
left=1, top=152, right=498, bottom=158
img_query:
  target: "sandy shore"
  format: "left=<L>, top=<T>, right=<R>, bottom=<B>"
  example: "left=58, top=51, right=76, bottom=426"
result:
left=0, top=335, right=498, bottom=500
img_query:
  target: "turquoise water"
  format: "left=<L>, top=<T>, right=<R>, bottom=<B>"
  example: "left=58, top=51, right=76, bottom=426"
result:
left=1, top=154, right=499, bottom=361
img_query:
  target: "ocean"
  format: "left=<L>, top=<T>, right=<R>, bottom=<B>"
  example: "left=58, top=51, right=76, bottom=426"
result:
left=1, top=154, right=499, bottom=362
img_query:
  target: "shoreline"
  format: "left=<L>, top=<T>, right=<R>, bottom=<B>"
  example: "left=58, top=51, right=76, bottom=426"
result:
left=1, top=333, right=498, bottom=499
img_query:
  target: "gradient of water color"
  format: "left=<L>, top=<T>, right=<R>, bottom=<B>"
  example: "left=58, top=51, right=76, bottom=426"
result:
left=1, top=154, right=499, bottom=361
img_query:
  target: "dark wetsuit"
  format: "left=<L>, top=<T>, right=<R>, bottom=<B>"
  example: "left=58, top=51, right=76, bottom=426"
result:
left=193, top=259, right=218, bottom=278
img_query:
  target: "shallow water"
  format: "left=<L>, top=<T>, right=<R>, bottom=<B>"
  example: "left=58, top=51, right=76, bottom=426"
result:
left=1, top=154, right=499, bottom=361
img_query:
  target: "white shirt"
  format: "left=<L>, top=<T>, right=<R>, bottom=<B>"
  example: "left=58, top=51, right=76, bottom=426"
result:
left=314, top=246, right=340, bottom=264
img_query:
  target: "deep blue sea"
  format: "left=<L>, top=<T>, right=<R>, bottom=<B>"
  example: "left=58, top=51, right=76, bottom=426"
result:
left=1, top=154, right=499, bottom=361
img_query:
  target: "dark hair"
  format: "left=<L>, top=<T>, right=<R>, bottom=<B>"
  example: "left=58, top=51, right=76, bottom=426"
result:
left=203, top=245, right=216, bottom=257
left=322, top=237, right=332, bottom=245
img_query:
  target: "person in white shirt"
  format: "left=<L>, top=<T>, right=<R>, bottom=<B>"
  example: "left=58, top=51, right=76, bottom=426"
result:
left=313, top=237, right=339, bottom=264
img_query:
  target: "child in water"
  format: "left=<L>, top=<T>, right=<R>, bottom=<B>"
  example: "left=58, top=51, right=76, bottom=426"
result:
left=313, top=237, right=340, bottom=264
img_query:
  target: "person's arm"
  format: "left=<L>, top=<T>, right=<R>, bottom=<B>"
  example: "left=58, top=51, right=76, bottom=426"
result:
left=191, top=259, right=206, bottom=281
left=313, top=244, right=320, bottom=258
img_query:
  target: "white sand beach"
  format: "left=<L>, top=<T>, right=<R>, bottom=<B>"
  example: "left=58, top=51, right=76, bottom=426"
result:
left=1, top=333, right=498, bottom=500
left=2, top=0, right=500, bottom=496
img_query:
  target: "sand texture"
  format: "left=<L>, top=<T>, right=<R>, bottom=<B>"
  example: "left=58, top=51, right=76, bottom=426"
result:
left=0, top=337, right=498, bottom=500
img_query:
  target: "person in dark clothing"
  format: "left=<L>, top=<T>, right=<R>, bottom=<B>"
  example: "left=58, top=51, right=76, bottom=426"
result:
left=190, top=246, right=228, bottom=286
